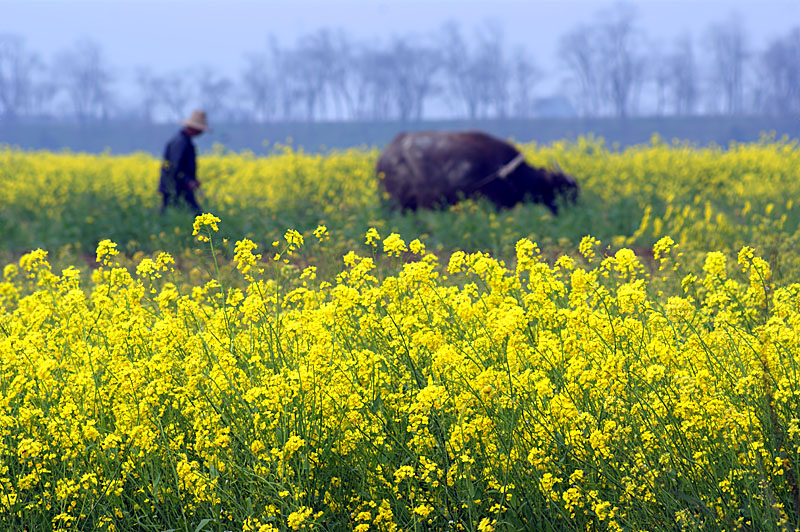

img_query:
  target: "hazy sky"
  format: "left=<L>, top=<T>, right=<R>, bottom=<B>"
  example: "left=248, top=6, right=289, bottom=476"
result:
left=3, top=0, right=799, bottom=99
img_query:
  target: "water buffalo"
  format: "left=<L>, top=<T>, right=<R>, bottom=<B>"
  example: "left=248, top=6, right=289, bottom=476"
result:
left=376, top=130, right=579, bottom=214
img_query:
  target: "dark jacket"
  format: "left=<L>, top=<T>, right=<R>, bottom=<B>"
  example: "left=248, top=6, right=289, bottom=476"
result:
left=159, top=129, right=198, bottom=194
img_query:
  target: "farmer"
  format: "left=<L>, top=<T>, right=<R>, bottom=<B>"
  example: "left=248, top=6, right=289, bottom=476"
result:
left=159, top=109, right=209, bottom=215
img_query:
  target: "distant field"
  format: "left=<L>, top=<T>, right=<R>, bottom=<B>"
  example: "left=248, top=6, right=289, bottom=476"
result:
left=1, top=115, right=799, bottom=154
left=2, top=136, right=799, bottom=273
left=2, top=138, right=800, bottom=531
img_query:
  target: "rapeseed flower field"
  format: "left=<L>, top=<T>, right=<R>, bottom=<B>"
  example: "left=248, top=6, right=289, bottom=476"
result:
left=1, top=138, right=800, bottom=531
left=2, top=136, right=799, bottom=272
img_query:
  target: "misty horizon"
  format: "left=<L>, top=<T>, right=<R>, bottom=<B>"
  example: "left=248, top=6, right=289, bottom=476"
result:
left=2, top=0, right=799, bottom=125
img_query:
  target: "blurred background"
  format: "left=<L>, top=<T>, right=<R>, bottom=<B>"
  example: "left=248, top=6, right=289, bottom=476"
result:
left=1, top=0, right=799, bottom=153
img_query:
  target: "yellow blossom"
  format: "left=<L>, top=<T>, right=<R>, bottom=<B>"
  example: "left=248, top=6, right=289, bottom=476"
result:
left=192, top=213, right=221, bottom=241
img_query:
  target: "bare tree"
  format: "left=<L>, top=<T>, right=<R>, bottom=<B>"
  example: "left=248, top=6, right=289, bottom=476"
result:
left=333, top=41, right=395, bottom=121
left=440, top=21, right=510, bottom=119
left=266, top=38, right=299, bottom=121
left=385, top=40, right=414, bottom=121
left=159, top=71, right=193, bottom=121
left=648, top=35, right=697, bottom=116
left=196, top=66, right=233, bottom=121
left=339, top=34, right=438, bottom=122
left=240, top=51, right=275, bottom=122
left=560, top=4, right=645, bottom=118
left=596, top=3, right=646, bottom=118
left=475, top=23, right=511, bottom=118
left=331, top=42, right=363, bottom=120
left=706, top=14, right=748, bottom=115
left=382, top=36, right=441, bottom=121
left=648, top=43, right=670, bottom=116
left=288, top=28, right=348, bottom=121
left=441, top=21, right=480, bottom=118
left=134, top=67, right=163, bottom=122
left=510, top=46, right=540, bottom=118
left=756, top=27, right=800, bottom=115
left=559, top=23, right=602, bottom=117
left=322, top=31, right=355, bottom=121
left=55, top=39, right=114, bottom=121
left=29, top=77, right=57, bottom=119
left=668, top=34, right=699, bottom=115
left=0, top=34, right=40, bottom=122
left=320, top=39, right=373, bottom=121
left=355, top=46, right=395, bottom=121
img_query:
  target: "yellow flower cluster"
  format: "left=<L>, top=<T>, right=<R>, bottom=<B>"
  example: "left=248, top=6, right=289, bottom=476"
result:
left=192, top=213, right=221, bottom=242
left=2, top=138, right=800, bottom=275
left=1, top=220, right=799, bottom=531
left=2, top=138, right=800, bottom=530
left=522, top=136, right=800, bottom=256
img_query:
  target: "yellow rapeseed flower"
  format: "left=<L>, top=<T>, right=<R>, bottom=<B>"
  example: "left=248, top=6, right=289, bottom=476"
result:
left=192, top=213, right=221, bottom=242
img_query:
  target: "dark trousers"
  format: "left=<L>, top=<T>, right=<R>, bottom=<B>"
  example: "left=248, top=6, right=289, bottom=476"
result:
left=161, top=187, right=201, bottom=216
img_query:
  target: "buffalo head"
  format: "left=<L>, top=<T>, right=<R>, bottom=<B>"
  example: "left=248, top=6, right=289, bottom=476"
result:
left=506, top=164, right=580, bottom=215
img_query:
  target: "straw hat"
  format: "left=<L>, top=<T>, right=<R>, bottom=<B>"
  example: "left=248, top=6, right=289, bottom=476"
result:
left=183, top=109, right=210, bottom=131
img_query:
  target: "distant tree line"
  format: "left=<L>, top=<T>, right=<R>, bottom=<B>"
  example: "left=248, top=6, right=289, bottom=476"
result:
left=1, top=3, right=798, bottom=124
